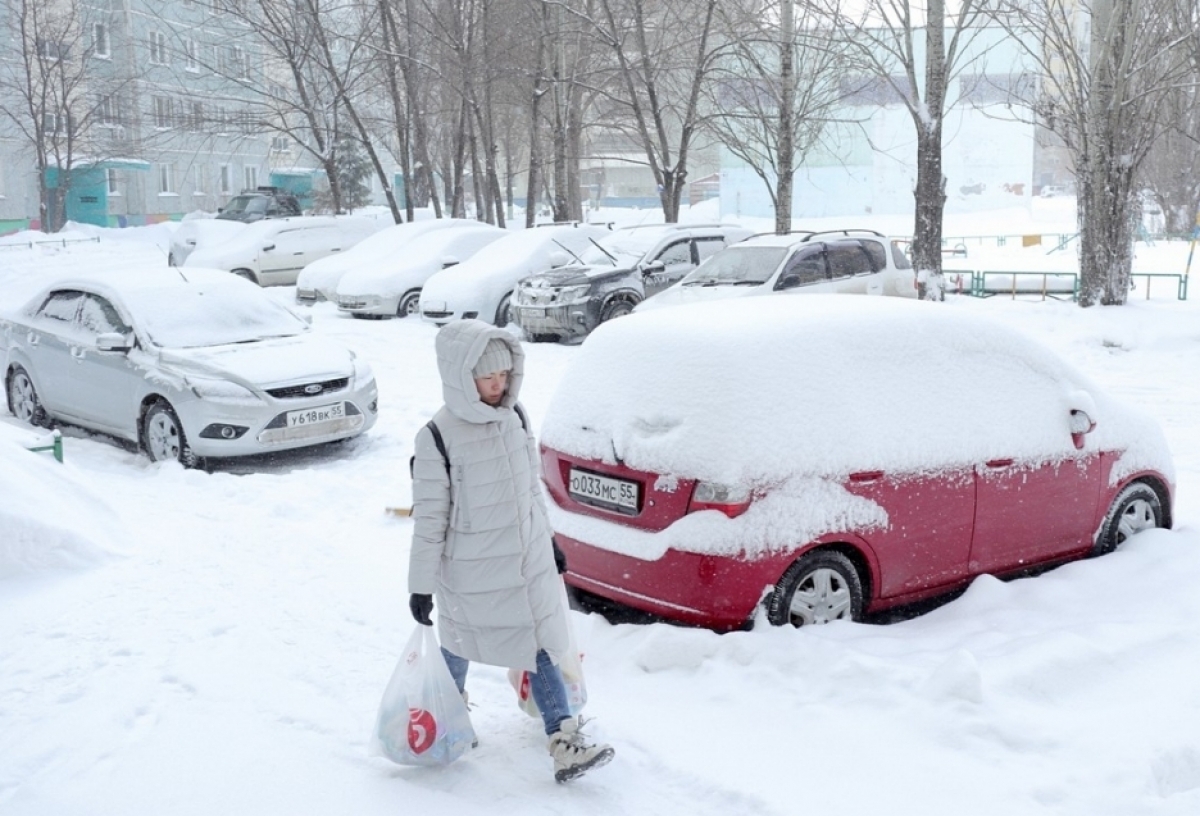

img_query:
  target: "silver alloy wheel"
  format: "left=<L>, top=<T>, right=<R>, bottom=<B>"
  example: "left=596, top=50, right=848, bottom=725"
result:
left=398, top=291, right=421, bottom=318
left=8, top=367, right=38, bottom=424
left=145, top=404, right=184, bottom=463
left=495, top=293, right=512, bottom=326
left=1115, top=496, right=1159, bottom=544
left=788, top=567, right=855, bottom=625
left=1094, top=482, right=1164, bottom=556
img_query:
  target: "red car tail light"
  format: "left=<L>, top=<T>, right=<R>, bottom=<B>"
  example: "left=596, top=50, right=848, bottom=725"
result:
left=687, top=481, right=752, bottom=518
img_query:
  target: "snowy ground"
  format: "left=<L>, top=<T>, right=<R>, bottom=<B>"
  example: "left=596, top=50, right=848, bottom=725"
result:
left=3, top=201, right=1200, bottom=815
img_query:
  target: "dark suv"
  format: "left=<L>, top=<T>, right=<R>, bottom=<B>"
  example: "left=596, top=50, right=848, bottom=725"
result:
left=512, top=223, right=753, bottom=342
left=216, top=187, right=302, bottom=223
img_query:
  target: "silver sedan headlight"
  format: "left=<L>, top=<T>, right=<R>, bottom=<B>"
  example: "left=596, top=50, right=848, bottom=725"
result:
left=186, top=376, right=263, bottom=406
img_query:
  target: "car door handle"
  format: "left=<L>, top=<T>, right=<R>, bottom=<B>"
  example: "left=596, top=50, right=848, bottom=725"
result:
left=27, top=332, right=39, bottom=346
left=849, top=470, right=884, bottom=483
left=985, top=459, right=1014, bottom=468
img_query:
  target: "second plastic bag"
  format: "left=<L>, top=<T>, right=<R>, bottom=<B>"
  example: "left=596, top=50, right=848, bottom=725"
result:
left=371, top=625, right=476, bottom=766
left=506, top=587, right=587, bottom=719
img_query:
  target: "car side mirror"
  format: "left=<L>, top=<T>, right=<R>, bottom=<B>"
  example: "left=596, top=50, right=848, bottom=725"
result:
left=779, top=273, right=801, bottom=290
left=441, top=256, right=460, bottom=269
left=640, top=260, right=666, bottom=275
left=1069, top=409, right=1096, bottom=449
left=96, top=332, right=132, bottom=353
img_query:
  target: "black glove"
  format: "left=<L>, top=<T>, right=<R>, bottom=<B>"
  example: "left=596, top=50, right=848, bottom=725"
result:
left=552, top=537, right=568, bottom=575
left=409, top=593, right=433, bottom=626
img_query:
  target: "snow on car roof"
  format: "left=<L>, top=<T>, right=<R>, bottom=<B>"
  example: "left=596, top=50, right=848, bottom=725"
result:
left=18, top=267, right=309, bottom=349
left=339, top=224, right=506, bottom=289
left=541, top=295, right=1173, bottom=488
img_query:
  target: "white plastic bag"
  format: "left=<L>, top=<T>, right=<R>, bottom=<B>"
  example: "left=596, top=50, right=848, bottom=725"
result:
left=371, top=625, right=476, bottom=766
left=507, top=587, right=587, bottom=719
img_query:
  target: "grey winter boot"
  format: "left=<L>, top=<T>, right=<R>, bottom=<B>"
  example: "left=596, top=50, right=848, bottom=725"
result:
left=548, top=717, right=614, bottom=783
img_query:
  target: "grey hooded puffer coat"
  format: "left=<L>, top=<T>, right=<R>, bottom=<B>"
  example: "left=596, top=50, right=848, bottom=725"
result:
left=408, top=320, right=569, bottom=672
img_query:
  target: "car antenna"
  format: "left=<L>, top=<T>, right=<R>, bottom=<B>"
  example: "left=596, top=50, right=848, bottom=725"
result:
left=175, top=266, right=190, bottom=283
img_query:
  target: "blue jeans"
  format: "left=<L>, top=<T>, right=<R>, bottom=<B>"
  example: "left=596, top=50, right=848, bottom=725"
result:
left=441, top=646, right=571, bottom=736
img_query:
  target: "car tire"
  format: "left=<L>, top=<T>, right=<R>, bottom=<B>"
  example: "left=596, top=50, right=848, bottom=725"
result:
left=397, top=290, right=421, bottom=319
left=767, top=549, right=864, bottom=627
left=142, top=400, right=198, bottom=468
left=494, top=293, right=513, bottom=327
left=1092, top=482, right=1164, bottom=556
left=600, top=299, right=636, bottom=323
left=232, top=269, right=258, bottom=285
left=7, top=365, right=50, bottom=427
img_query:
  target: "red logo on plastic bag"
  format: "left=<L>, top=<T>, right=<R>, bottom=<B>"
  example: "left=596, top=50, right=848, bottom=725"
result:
left=518, top=671, right=531, bottom=701
left=408, top=708, right=437, bottom=753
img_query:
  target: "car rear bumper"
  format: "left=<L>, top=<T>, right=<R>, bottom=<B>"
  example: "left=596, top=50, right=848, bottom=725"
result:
left=555, top=528, right=786, bottom=631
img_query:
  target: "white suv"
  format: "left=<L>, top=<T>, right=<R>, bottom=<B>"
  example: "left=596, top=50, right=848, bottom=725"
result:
left=638, top=229, right=916, bottom=312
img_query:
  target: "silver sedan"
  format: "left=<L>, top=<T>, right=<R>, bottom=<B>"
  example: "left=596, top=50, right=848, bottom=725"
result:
left=1, top=268, right=378, bottom=466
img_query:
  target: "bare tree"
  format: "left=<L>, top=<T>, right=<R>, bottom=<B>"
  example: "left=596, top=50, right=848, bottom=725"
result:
left=993, top=0, right=1194, bottom=305
left=0, top=0, right=120, bottom=231
left=706, top=0, right=850, bottom=234
left=579, top=0, right=722, bottom=223
left=821, top=0, right=994, bottom=298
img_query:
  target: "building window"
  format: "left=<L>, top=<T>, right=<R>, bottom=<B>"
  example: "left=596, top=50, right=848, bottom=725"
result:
left=37, top=39, right=67, bottom=60
left=158, top=164, right=176, bottom=195
left=188, top=101, right=203, bottom=131
left=42, top=112, right=67, bottom=135
left=219, top=164, right=232, bottom=195
left=185, top=39, right=199, bottom=72
left=270, top=135, right=289, bottom=152
left=149, top=31, right=168, bottom=65
left=244, top=166, right=258, bottom=190
left=107, top=169, right=120, bottom=196
left=98, top=96, right=116, bottom=126
left=93, top=24, right=110, bottom=58
left=193, top=165, right=207, bottom=196
left=153, top=96, right=174, bottom=129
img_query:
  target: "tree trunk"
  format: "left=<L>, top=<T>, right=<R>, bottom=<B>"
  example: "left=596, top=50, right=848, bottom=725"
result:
left=775, top=0, right=795, bottom=235
left=911, top=0, right=947, bottom=297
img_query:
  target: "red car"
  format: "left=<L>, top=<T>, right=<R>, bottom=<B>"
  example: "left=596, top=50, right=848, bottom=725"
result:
left=539, top=296, right=1174, bottom=630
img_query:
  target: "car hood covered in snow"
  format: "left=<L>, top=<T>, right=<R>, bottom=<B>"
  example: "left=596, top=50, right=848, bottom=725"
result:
left=159, top=334, right=355, bottom=389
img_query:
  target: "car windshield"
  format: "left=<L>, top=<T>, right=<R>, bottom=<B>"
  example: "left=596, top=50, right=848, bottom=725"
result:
left=124, top=282, right=309, bottom=348
left=680, top=246, right=788, bottom=286
left=578, top=232, right=663, bottom=267
left=221, top=196, right=268, bottom=216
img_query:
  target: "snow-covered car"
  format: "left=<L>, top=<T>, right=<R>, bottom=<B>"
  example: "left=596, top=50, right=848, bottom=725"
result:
left=335, top=224, right=508, bottom=318
left=512, top=223, right=754, bottom=342
left=539, top=295, right=1174, bottom=631
left=1, top=268, right=378, bottom=466
left=637, top=229, right=916, bottom=313
left=184, top=215, right=383, bottom=287
left=419, top=223, right=611, bottom=326
left=295, top=217, right=482, bottom=305
left=168, top=216, right=246, bottom=267
left=214, top=187, right=303, bottom=223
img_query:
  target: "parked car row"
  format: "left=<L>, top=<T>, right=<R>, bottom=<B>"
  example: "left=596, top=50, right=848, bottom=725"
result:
left=1, top=232, right=1176, bottom=636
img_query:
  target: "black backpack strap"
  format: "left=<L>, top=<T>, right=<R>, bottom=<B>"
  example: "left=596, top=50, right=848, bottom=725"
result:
left=409, top=420, right=450, bottom=478
left=514, top=402, right=529, bottom=432
left=426, top=420, right=450, bottom=475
